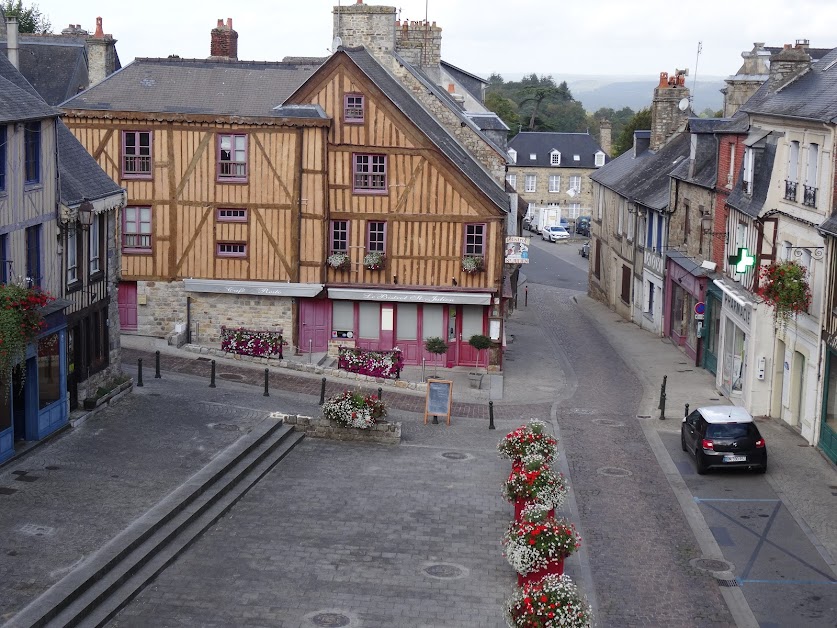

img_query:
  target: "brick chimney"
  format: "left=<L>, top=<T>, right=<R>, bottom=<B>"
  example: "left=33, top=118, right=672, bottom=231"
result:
left=651, top=69, right=689, bottom=150
left=767, top=40, right=811, bottom=92
left=599, top=119, right=612, bottom=156
left=86, top=17, right=118, bottom=86
left=210, top=18, right=238, bottom=60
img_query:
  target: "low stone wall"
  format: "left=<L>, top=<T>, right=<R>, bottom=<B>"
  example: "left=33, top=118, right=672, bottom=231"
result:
left=274, top=413, right=401, bottom=445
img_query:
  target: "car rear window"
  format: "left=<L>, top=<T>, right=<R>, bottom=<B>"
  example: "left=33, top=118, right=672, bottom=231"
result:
left=706, top=423, right=756, bottom=438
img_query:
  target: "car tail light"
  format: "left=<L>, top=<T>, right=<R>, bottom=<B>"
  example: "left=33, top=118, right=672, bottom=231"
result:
left=755, top=438, right=765, bottom=448
left=701, top=438, right=714, bottom=450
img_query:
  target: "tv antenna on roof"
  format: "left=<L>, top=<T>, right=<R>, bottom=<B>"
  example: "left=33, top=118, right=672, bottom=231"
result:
left=692, top=41, right=703, bottom=108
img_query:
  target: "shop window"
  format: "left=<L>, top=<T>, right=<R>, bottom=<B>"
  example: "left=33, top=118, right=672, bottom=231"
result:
left=358, top=302, right=380, bottom=339
left=0, top=233, right=7, bottom=284
left=26, top=224, right=41, bottom=288
left=38, top=333, right=61, bottom=409
left=0, top=376, right=10, bottom=432
left=593, top=239, right=601, bottom=278
left=332, top=301, right=354, bottom=339
left=422, top=304, right=445, bottom=340
left=396, top=304, right=417, bottom=341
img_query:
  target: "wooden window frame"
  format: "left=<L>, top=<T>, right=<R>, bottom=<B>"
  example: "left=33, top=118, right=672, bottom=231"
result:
left=24, top=121, right=40, bottom=185
left=344, top=93, right=365, bottom=124
left=0, top=125, right=6, bottom=192
left=66, top=225, right=82, bottom=290
left=89, top=213, right=104, bottom=280
left=330, top=220, right=349, bottom=254
left=0, top=233, right=7, bottom=284
left=25, top=224, right=41, bottom=288
left=123, top=206, right=152, bottom=254
left=367, top=220, right=386, bottom=253
left=621, top=264, right=631, bottom=304
left=217, top=133, right=248, bottom=183
left=216, top=241, right=247, bottom=258
left=121, top=130, right=153, bottom=179
left=352, top=153, right=387, bottom=194
left=216, top=208, right=248, bottom=223
left=550, top=151, right=561, bottom=166
left=464, top=223, right=486, bottom=257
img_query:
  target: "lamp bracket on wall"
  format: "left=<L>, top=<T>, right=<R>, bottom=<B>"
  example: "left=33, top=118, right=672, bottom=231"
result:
left=788, top=246, right=825, bottom=260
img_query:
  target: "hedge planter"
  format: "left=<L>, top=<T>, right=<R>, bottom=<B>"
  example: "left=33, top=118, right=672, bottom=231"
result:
left=82, top=376, right=133, bottom=410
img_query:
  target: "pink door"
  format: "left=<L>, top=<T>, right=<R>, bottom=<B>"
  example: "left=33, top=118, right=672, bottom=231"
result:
left=457, top=305, right=487, bottom=367
left=118, top=282, right=138, bottom=331
left=379, top=304, right=394, bottom=350
left=299, top=299, right=330, bottom=353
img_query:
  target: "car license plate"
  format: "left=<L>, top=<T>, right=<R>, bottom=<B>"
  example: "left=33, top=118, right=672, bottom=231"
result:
left=724, top=455, right=746, bottom=463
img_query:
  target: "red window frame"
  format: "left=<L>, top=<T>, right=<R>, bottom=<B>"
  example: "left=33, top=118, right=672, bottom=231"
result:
left=367, top=221, right=386, bottom=253
left=464, top=223, right=486, bottom=257
left=122, top=130, right=152, bottom=179
left=216, top=242, right=247, bottom=258
left=344, top=93, right=365, bottom=124
left=216, top=208, right=248, bottom=223
left=330, top=220, right=349, bottom=254
left=217, top=133, right=248, bottom=182
left=352, top=153, right=387, bottom=194
left=122, top=206, right=152, bottom=254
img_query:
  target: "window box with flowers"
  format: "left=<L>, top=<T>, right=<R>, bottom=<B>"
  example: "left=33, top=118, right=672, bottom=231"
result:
left=461, top=255, right=484, bottom=274
left=220, top=326, right=284, bottom=358
left=0, top=285, right=53, bottom=385
left=504, top=453, right=568, bottom=520
left=755, top=260, right=812, bottom=326
left=321, top=390, right=387, bottom=429
left=498, top=420, right=558, bottom=465
left=505, top=573, right=593, bottom=628
left=338, top=346, right=403, bottom=379
left=363, top=251, right=385, bottom=271
left=503, top=502, right=582, bottom=586
left=328, top=252, right=352, bottom=271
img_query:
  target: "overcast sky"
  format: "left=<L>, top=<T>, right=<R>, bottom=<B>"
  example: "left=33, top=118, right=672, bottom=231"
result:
left=37, top=0, right=837, bottom=80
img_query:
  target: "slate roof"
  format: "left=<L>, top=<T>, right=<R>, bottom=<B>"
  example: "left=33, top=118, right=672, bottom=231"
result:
left=741, top=46, right=837, bottom=122
left=819, top=212, right=837, bottom=237
left=440, top=60, right=487, bottom=103
left=328, top=47, right=509, bottom=213
left=466, top=113, right=509, bottom=131
left=726, top=133, right=777, bottom=219
left=56, top=121, right=124, bottom=206
left=765, top=46, right=832, bottom=61
left=61, top=57, right=323, bottom=117
left=591, top=133, right=690, bottom=211
left=508, top=132, right=609, bottom=169
left=0, top=53, right=58, bottom=122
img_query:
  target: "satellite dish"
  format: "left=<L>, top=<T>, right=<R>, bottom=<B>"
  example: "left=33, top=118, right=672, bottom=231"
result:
left=567, top=188, right=578, bottom=198
left=331, top=36, right=343, bottom=51
left=678, top=97, right=690, bottom=112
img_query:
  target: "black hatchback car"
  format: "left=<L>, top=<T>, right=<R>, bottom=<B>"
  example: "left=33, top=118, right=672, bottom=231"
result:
left=681, top=406, right=767, bottom=474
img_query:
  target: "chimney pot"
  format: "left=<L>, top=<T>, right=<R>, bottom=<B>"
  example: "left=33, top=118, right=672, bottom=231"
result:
left=226, top=18, right=232, bottom=29
left=94, top=17, right=104, bottom=38
left=217, top=19, right=223, bottom=28
left=448, top=83, right=455, bottom=93
left=658, top=72, right=669, bottom=88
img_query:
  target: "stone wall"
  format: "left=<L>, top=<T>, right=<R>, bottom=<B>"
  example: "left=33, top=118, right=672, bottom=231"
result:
left=395, top=20, right=442, bottom=81
left=276, top=412, right=401, bottom=444
left=651, top=81, right=688, bottom=151
left=333, top=3, right=397, bottom=55
left=509, top=164, right=597, bottom=219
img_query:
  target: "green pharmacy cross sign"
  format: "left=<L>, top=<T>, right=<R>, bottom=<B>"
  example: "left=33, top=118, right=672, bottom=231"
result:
left=728, top=247, right=755, bottom=274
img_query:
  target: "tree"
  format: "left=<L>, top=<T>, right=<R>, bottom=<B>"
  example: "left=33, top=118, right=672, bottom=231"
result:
left=485, top=92, right=519, bottom=135
left=612, top=108, right=652, bottom=157
left=1, top=0, right=52, bottom=34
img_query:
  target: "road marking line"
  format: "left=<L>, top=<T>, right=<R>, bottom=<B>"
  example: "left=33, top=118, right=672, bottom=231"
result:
left=695, top=497, right=780, bottom=503
left=738, top=578, right=837, bottom=585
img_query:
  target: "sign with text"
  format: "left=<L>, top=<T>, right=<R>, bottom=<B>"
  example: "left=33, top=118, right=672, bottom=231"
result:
left=505, top=236, right=530, bottom=264
left=424, top=379, right=453, bottom=426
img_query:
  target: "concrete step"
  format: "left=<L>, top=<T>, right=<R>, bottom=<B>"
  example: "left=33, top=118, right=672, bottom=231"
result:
left=5, top=418, right=303, bottom=628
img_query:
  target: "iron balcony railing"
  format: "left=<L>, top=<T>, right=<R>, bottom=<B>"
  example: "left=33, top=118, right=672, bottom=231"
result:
left=784, top=179, right=798, bottom=202
left=803, top=184, right=817, bottom=208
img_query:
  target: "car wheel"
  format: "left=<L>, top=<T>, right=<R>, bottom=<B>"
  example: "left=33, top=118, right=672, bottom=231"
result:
left=756, top=464, right=767, bottom=474
left=680, top=430, right=687, bottom=452
left=695, top=450, right=708, bottom=475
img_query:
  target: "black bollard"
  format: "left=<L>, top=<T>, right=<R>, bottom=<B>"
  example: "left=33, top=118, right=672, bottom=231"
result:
left=319, top=377, right=326, bottom=405
left=488, top=400, right=495, bottom=430
left=378, top=386, right=383, bottom=401
left=263, top=368, right=270, bottom=397
left=137, top=358, right=143, bottom=387
left=525, top=285, right=528, bottom=307
left=658, top=375, right=667, bottom=409
left=209, top=359, right=216, bottom=388
left=684, top=403, right=690, bottom=418
left=155, top=350, right=161, bottom=378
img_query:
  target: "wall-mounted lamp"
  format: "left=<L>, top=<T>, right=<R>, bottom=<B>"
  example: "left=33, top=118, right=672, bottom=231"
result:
left=78, top=199, right=95, bottom=230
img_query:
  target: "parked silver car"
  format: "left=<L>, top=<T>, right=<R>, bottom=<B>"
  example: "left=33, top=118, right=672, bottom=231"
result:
left=542, top=225, right=570, bottom=242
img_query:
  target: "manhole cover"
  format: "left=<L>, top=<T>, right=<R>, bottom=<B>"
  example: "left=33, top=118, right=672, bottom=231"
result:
left=691, top=558, right=734, bottom=573
left=424, top=564, right=463, bottom=578
left=219, top=373, right=245, bottom=381
left=310, top=613, right=350, bottom=627
left=211, top=423, right=240, bottom=432
left=596, top=467, right=632, bottom=477
left=593, top=418, right=625, bottom=427
left=19, top=523, right=55, bottom=537
left=441, top=452, right=468, bottom=460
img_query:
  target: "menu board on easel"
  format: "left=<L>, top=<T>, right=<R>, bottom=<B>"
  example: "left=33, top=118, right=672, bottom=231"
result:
left=424, top=379, right=453, bottom=425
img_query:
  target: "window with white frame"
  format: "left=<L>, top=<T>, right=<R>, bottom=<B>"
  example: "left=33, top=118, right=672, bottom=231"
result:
left=508, top=148, right=517, bottom=163
left=727, top=142, right=736, bottom=188
left=217, top=134, right=247, bottom=181
left=646, top=212, right=654, bottom=248
left=781, top=240, right=792, bottom=261
left=216, top=242, right=247, bottom=258
left=568, top=203, right=581, bottom=219
left=506, top=173, right=517, bottom=190
left=529, top=153, right=537, bottom=161
left=594, top=151, right=605, bottom=167
left=353, top=153, right=387, bottom=192
left=627, top=208, right=635, bottom=241
left=787, top=141, right=800, bottom=183
left=743, top=147, right=754, bottom=195
left=617, top=200, right=624, bottom=236
left=804, top=143, right=819, bottom=209
left=67, top=227, right=78, bottom=285
left=550, top=151, right=560, bottom=166
left=217, top=208, right=248, bottom=222
left=123, top=206, right=152, bottom=252
left=89, top=214, right=102, bottom=275
left=573, top=154, right=580, bottom=162
left=596, top=188, right=603, bottom=220
left=525, top=174, right=537, bottom=192
left=569, top=175, right=581, bottom=192
left=548, top=175, right=560, bottom=193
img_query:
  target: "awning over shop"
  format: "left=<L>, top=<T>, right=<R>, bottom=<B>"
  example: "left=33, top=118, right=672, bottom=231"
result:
left=184, top=279, right=324, bottom=298
left=327, top=288, right=492, bottom=305
left=712, top=279, right=757, bottom=308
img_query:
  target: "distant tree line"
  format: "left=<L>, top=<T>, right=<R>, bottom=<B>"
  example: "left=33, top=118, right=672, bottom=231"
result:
left=1, top=0, right=51, bottom=34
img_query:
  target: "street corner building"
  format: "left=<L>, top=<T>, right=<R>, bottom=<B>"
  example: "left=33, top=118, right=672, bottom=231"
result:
left=60, top=5, right=516, bottom=370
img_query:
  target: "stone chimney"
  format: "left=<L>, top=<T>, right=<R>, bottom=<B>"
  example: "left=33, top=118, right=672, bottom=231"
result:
left=395, top=19, right=443, bottom=82
left=722, top=42, right=770, bottom=117
left=599, top=119, right=612, bottom=156
left=86, top=17, right=118, bottom=86
left=767, top=40, right=811, bottom=92
left=5, top=16, right=19, bottom=69
left=651, top=70, right=689, bottom=151
left=210, top=18, right=238, bottom=60
left=61, top=23, right=89, bottom=36
left=333, top=2, right=396, bottom=57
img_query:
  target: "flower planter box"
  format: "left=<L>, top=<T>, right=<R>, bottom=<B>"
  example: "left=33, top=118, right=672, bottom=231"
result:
left=82, top=379, right=133, bottom=410
left=517, top=558, right=564, bottom=587
left=338, top=347, right=403, bottom=380
left=468, top=372, right=483, bottom=389
left=274, top=413, right=401, bottom=445
left=514, top=498, right=554, bottom=522
left=220, top=326, right=284, bottom=359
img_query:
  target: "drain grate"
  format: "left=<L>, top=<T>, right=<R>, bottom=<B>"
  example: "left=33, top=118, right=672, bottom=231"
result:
left=593, top=418, right=625, bottom=427
left=717, top=578, right=739, bottom=587
left=424, top=564, right=463, bottom=578
left=19, top=523, right=55, bottom=537
left=694, top=558, right=732, bottom=571
left=597, top=467, right=632, bottom=477
left=441, top=452, right=468, bottom=460
left=219, top=373, right=245, bottom=381
left=310, top=613, right=350, bottom=627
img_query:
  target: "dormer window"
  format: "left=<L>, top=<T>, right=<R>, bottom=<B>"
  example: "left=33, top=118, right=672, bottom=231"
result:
left=508, top=148, right=517, bottom=163
left=594, top=151, right=605, bottom=167
left=573, top=154, right=580, bottom=161
left=743, top=147, right=754, bottom=195
left=550, top=150, right=561, bottom=166
left=344, top=93, right=364, bottom=124
left=529, top=153, right=537, bottom=160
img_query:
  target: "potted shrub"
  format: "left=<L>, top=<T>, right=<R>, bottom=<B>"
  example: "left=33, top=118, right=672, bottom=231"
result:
left=467, top=333, right=492, bottom=388
left=503, top=453, right=568, bottom=520
left=321, top=390, right=387, bottom=429
left=363, top=251, right=385, bottom=271
left=498, top=420, right=558, bottom=465
left=461, top=255, right=484, bottom=274
left=503, top=502, right=582, bottom=586
left=505, top=573, right=593, bottom=628
left=755, top=260, right=812, bottom=326
left=327, top=252, right=352, bottom=271
left=0, top=284, right=52, bottom=390
left=423, top=336, right=448, bottom=378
